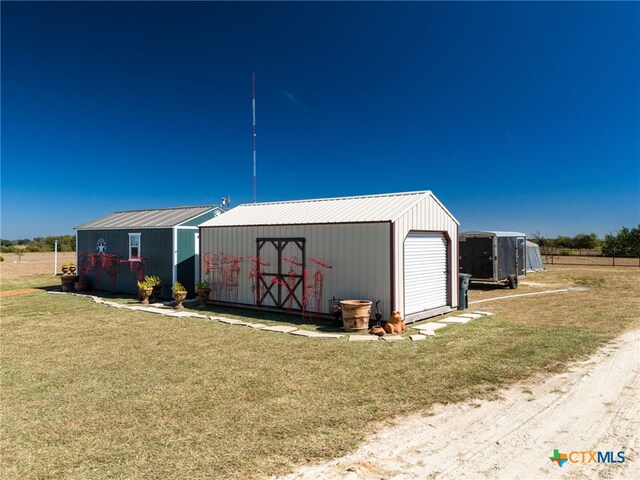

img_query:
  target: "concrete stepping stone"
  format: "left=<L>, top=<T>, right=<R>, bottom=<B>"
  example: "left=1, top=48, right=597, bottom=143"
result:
left=458, top=313, right=483, bottom=319
left=262, top=325, right=298, bottom=333
left=165, top=311, right=199, bottom=317
left=311, top=333, right=344, bottom=339
left=104, top=302, right=126, bottom=309
left=217, top=317, right=243, bottom=324
left=290, top=330, right=321, bottom=337
left=472, top=311, right=493, bottom=316
left=440, top=316, right=471, bottom=324
left=144, top=307, right=171, bottom=315
left=247, top=323, right=267, bottom=329
left=410, top=334, right=428, bottom=341
left=230, top=321, right=255, bottom=326
left=382, top=335, right=405, bottom=342
left=349, top=335, right=379, bottom=342
left=412, top=322, right=448, bottom=332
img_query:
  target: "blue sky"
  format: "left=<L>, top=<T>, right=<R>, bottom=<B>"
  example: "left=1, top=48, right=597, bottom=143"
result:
left=2, top=1, right=639, bottom=239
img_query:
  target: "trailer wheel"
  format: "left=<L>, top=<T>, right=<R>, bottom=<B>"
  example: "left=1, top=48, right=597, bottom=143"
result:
left=508, top=274, right=518, bottom=289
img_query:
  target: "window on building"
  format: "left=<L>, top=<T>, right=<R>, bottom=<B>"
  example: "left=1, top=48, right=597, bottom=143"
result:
left=129, top=233, right=141, bottom=261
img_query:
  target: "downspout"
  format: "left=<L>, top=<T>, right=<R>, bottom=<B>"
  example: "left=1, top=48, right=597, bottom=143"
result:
left=172, top=226, right=178, bottom=288
left=389, top=221, right=395, bottom=315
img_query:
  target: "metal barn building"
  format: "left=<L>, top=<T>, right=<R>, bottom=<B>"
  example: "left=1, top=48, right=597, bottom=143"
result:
left=199, top=191, right=459, bottom=322
left=75, top=206, right=224, bottom=298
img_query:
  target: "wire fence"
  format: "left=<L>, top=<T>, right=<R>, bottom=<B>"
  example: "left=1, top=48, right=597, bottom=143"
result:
left=543, top=254, right=640, bottom=267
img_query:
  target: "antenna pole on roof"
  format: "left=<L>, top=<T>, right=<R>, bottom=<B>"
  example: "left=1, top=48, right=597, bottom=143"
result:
left=252, top=72, right=257, bottom=203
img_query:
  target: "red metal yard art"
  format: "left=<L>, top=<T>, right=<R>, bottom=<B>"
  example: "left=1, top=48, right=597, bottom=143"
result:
left=307, top=257, right=333, bottom=313
left=248, top=256, right=270, bottom=305
left=222, top=254, right=242, bottom=303
left=203, top=251, right=225, bottom=300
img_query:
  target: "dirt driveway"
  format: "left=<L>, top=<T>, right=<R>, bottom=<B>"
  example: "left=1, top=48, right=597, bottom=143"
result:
left=280, top=330, right=639, bottom=479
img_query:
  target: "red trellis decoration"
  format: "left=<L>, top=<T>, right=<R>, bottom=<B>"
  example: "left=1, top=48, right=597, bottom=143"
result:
left=306, top=257, right=333, bottom=313
left=221, top=255, right=242, bottom=303
left=203, top=252, right=225, bottom=300
left=248, top=256, right=270, bottom=305
left=204, top=252, right=243, bottom=302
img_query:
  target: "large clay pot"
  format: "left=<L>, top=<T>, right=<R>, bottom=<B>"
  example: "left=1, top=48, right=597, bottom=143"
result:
left=173, top=291, right=187, bottom=309
left=340, top=300, right=372, bottom=332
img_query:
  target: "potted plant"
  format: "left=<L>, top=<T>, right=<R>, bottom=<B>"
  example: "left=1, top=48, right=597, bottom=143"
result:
left=143, top=275, right=162, bottom=302
left=195, top=279, right=211, bottom=306
left=172, top=281, right=187, bottom=309
left=68, top=261, right=76, bottom=274
left=61, top=262, right=70, bottom=275
left=137, top=278, right=153, bottom=305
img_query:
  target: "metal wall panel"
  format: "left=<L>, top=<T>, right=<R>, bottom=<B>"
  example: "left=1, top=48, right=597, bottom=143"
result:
left=200, top=223, right=392, bottom=318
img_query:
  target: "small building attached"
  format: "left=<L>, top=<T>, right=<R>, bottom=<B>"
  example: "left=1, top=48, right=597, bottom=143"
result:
left=198, top=191, right=459, bottom=323
left=75, top=205, right=224, bottom=297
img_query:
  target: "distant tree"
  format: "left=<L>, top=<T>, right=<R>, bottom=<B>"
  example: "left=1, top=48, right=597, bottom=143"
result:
left=602, top=226, right=640, bottom=257
left=555, top=235, right=573, bottom=249
left=15, top=247, right=27, bottom=261
left=572, top=233, right=600, bottom=250
left=530, top=231, right=543, bottom=244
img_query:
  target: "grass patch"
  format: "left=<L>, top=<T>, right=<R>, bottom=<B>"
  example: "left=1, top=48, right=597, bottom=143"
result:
left=0, top=274, right=62, bottom=292
left=1, top=266, right=639, bottom=479
left=574, top=276, right=605, bottom=287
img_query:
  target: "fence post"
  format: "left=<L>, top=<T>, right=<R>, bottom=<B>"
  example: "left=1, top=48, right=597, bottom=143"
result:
left=612, top=256, right=615, bottom=267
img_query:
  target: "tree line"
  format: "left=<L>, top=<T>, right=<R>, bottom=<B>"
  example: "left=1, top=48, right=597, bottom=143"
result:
left=530, top=225, right=640, bottom=257
left=0, top=235, right=76, bottom=253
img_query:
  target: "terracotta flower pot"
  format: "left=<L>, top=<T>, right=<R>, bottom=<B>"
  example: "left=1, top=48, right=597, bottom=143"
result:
left=197, top=287, right=211, bottom=305
left=61, top=266, right=70, bottom=275
left=139, top=287, right=153, bottom=305
left=173, top=291, right=187, bottom=309
left=340, top=300, right=372, bottom=332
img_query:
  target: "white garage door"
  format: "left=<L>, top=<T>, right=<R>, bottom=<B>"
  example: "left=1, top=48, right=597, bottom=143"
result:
left=404, top=232, right=448, bottom=315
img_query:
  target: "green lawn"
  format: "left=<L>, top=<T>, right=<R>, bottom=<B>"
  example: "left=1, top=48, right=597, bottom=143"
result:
left=1, top=266, right=638, bottom=479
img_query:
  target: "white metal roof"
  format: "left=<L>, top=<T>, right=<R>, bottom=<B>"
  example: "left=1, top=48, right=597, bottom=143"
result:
left=200, top=191, right=457, bottom=227
left=76, top=206, right=218, bottom=230
left=461, top=231, right=526, bottom=238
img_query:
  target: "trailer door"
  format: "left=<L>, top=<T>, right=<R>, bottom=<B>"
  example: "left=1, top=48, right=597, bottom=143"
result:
left=404, top=232, right=448, bottom=315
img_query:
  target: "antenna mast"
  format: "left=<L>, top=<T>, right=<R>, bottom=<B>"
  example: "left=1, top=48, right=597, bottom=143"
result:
left=252, top=72, right=257, bottom=203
